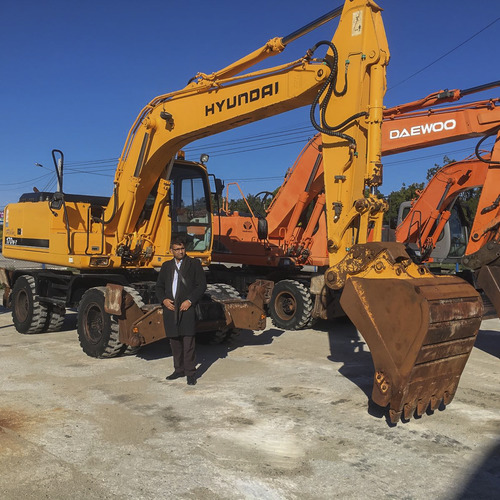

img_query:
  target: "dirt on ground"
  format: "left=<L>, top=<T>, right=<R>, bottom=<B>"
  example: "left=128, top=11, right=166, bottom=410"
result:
left=1, top=305, right=499, bottom=499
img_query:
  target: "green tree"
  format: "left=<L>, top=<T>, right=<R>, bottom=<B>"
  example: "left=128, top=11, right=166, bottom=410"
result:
left=222, top=188, right=278, bottom=217
left=428, top=155, right=480, bottom=227
left=383, top=155, right=481, bottom=227
left=384, top=182, right=425, bottom=225
left=426, top=155, right=455, bottom=181
left=227, top=194, right=267, bottom=217
left=458, top=186, right=481, bottom=228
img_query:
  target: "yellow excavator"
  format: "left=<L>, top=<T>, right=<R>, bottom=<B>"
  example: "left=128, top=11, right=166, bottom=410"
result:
left=1, top=1, right=482, bottom=423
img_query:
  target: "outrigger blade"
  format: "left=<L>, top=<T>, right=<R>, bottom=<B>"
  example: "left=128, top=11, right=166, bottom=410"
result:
left=341, top=274, right=483, bottom=423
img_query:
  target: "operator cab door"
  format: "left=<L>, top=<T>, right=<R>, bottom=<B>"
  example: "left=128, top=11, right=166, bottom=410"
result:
left=169, top=162, right=212, bottom=252
left=398, top=201, right=469, bottom=264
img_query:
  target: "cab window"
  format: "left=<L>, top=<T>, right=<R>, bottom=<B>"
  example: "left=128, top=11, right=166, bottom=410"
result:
left=170, top=164, right=211, bottom=251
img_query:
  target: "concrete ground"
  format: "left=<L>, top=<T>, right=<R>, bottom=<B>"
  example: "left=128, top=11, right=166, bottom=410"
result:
left=1, top=305, right=499, bottom=500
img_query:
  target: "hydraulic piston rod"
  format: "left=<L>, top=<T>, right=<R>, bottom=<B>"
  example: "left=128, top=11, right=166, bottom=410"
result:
left=282, top=6, right=343, bottom=45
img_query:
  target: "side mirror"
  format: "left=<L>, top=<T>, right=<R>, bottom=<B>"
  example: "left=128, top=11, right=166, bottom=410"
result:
left=52, top=149, right=64, bottom=193
left=214, top=178, right=224, bottom=197
left=50, top=192, right=64, bottom=211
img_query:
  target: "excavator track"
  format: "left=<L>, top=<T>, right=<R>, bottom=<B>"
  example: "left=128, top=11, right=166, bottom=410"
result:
left=341, top=274, right=483, bottom=423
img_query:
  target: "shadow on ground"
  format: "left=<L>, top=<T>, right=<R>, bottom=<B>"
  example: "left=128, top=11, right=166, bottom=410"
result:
left=474, top=328, right=500, bottom=359
left=455, top=438, right=500, bottom=499
left=137, top=327, right=286, bottom=379
left=314, top=317, right=389, bottom=422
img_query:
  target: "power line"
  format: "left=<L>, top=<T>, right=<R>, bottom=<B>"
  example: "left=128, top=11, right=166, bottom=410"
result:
left=186, top=136, right=314, bottom=160
left=383, top=147, right=475, bottom=167
left=6, top=92, right=494, bottom=191
left=4, top=143, right=480, bottom=191
left=388, top=17, right=500, bottom=91
left=65, top=158, right=119, bottom=167
left=184, top=125, right=314, bottom=153
left=224, top=176, right=284, bottom=183
left=0, top=172, right=53, bottom=189
left=64, top=170, right=115, bottom=177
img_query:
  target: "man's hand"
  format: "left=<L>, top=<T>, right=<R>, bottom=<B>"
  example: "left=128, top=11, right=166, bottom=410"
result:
left=179, top=300, right=191, bottom=312
left=163, top=298, right=175, bottom=311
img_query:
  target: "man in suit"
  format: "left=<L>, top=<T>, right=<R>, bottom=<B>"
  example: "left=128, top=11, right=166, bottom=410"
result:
left=155, top=236, right=207, bottom=385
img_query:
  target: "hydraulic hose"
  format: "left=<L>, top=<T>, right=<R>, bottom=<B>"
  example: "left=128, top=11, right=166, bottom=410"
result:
left=93, top=184, right=119, bottom=225
left=308, top=41, right=367, bottom=146
left=475, top=127, right=500, bottom=165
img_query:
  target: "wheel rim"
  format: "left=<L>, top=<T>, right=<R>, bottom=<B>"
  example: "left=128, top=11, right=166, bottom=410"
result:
left=15, top=289, right=30, bottom=323
left=274, top=290, right=297, bottom=321
left=84, top=302, right=104, bottom=345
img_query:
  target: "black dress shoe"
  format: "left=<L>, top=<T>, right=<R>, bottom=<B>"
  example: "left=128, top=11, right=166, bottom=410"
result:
left=166, top=371, right=185, bottom=380
left=187, top=375, right=197, bottom=386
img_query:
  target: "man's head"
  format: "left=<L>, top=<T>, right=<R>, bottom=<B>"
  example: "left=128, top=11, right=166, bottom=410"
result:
left=170, top=236, right=186, bottom=261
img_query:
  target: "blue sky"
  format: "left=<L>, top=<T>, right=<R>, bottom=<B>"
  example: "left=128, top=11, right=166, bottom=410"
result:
left=0, top=0, right=498, bottom=209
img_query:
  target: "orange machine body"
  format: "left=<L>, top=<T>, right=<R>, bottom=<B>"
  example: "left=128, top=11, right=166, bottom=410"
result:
left=213, top=94, right=500, bottom=268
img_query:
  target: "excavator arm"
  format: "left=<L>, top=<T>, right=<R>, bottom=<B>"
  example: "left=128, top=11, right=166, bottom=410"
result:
left=106, top=8, right=359, bottom=257
left=213, top=88, right=500, bottom=269
left=111, top=61, right=329, bottom=249
left=306, top=90, right=499, bottom=422
left=395, top=135, right=500, bottom=259
left=383, top=96, right=500, bottom=155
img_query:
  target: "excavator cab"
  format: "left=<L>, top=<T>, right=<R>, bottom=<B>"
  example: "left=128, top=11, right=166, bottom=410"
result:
left=168, top=162, right=213, bottom=252
left=397, top=200, right=471, bottom=264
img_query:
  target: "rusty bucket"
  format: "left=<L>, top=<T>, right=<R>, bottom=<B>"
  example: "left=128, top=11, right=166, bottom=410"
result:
left=340, top=274, right=483, bottom=423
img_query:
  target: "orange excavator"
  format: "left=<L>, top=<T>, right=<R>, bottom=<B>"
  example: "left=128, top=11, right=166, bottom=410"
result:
left=210, top=83, right=500, bottom=327
left=395, top=131, right=500, bottom=315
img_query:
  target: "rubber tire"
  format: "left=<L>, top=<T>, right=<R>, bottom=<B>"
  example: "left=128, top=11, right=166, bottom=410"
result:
left=44, top=305, right=66, bottom=332
left=121, top=286, right=143, bottom=355
left=269, top=279, right=313, bottom=330
left=11, top=275, right=48, bottom=334
left=196, top=283, right=240, bottom=344
left=216, top=283, right=241, bottom=299
left=77, top=287, right=124, bottom=358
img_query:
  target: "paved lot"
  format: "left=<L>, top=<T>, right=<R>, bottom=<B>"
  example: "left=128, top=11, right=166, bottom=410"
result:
left=1, top=302, right=499, bottom=500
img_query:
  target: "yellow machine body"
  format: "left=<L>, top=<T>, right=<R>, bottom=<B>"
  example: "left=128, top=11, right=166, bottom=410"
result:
left=3, top=159, right=213, bottom=268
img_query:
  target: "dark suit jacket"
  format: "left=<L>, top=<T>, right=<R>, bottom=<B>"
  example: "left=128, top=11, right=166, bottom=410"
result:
left=155, top=255, right=207, bottom=337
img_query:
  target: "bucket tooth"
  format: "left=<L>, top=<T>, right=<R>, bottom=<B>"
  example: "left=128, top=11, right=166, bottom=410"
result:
left=340, top=275, right=482, bottom=422
left=429, top=395, right=441, bottom=411
left=389, top=408, right=402, bottom=423
left=416, top=399, right=428, bottom=417
left=443, top=391, right=454, bottom=405
left=403, top=401, right=417, bottom=421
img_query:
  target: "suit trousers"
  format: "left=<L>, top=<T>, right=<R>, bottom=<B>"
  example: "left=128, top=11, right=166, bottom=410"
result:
left=169, top=335, right=196, bottom=376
